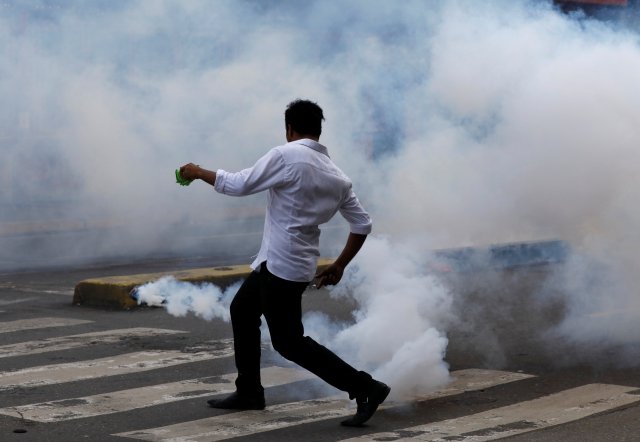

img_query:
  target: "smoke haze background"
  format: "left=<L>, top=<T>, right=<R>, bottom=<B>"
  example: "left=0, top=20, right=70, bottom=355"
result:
left=3, top=0, right=640, bottom=394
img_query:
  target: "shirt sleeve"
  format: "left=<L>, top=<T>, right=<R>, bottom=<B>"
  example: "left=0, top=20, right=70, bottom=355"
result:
left=214, top=148, right=286, bottom=196
left=339, top=189, right=373, bottom=235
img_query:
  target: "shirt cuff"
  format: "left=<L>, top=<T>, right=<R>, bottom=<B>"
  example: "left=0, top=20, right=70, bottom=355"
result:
left=214, top=169, right=227, bottom=193
left=350, top=222, right=372, bottom=235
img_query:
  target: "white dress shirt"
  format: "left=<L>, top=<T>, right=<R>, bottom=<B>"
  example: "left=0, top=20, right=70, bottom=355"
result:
left=214, top=139, right=372, bottom=282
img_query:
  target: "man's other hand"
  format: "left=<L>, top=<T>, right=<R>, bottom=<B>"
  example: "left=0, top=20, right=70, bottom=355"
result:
left=315, top=263, right=344, bottom=288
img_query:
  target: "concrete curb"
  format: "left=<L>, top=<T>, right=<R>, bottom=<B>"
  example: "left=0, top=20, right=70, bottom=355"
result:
left=73, top=259, right=335, bottom=310
left=72, top=240, right=569, bottom=310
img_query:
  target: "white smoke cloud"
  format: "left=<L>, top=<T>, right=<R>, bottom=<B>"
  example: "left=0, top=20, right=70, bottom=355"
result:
left=134, top=276, right=240, bottom=322
left=398, top=1, right=640, bottom=352
left=4, top=0, right=640, bottom=394
left=320, top=236, right=452, bottom=399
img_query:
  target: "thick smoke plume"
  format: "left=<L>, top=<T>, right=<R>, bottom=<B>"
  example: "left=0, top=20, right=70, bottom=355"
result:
left=134, top=277, right=239, bottom=322
left=320, top=236, right=452, bottom=398
left=5, top=0, right=640, bottom=392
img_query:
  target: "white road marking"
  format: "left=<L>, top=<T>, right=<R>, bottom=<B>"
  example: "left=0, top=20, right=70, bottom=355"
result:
left=0, top=297, right=40, bottom=306
left=586, top=308, right=627, bottom=318
left=0, top=341, right=233, bottom=391
left=120, top=396, right=348, bottom=441
left=17, top=288, right=74, bottom=296
left=0, top=366, right=313, bottom=422
left=0, top=327, right=187, bottom=358
left=339, top=383, right=640, bottom=442
left=115, top=368, right=535, bottom=441
left=0, top=317, right=92, bottom=333
left=412, top=369, right=534, bottom=401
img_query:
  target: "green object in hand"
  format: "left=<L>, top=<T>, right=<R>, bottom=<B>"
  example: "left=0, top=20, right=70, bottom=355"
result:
left=175, top=169, right=193, bottom=186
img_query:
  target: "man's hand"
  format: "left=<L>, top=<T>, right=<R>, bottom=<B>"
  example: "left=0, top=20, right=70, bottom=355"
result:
left=315, top=263, right=344, bottom=289
left=179, top=163, right=217, bottom=187
left=179, top=163, right=201, bottom=181
left=314, top=233, right=367, bottom=289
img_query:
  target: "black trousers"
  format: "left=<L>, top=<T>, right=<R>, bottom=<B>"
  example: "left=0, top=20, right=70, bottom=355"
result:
left=230, top=262, right=372, bottom=399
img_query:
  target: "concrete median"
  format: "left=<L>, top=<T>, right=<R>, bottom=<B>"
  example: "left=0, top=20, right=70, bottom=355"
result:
left=73, top=240, right=569, bottom=309
left=73, top=259, right=335, bottom=309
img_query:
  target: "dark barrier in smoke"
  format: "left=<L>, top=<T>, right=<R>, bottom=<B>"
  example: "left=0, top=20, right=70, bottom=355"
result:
left=433, top=240, right=570, bottom=272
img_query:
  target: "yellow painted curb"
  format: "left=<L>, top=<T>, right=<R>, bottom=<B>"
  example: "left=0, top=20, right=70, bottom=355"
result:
left=73, top=259, right=335, bottom=310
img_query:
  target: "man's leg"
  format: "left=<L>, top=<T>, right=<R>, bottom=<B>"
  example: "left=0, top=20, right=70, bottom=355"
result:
left=208, top=271, right=265, bottom=410
left=259, top=263, right=389, bottom=425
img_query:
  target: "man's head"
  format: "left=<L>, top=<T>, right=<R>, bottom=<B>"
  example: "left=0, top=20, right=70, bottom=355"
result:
left=285, top=99, right=325, bottom=142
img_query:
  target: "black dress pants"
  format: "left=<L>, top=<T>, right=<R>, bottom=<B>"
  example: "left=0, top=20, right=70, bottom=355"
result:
left=230, top=262, right=372, bottom=399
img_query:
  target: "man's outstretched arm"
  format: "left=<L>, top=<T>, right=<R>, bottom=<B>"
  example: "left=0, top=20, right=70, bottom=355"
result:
left=315, top=232, right=367, bottom=288
left=180, top=163, right=217, bottom=187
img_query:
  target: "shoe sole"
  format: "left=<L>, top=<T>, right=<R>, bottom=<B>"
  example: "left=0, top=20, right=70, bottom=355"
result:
left=341, top=383, right=391, bottom=427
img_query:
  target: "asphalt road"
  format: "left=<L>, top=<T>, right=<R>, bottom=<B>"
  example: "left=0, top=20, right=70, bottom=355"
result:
left=0, top=260, right=639, bottom=441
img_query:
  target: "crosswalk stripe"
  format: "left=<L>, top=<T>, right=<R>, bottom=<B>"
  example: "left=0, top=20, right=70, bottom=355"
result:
left=0, top=340, right=233, bottom=391
left=115, top=368, right=535, bottom=441
left=120, top=396, right=347, bottom=441
left=0, top=366, right=314, bottom=422
left=0, top=317, right=92, bottom=333
left=410, top=368, right=534, bottom=400
left=338, top=383, right=640, bottom=442
left=0, top=327, right=187, bottom=359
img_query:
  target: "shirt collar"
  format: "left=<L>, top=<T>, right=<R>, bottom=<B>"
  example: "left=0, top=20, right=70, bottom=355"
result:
left=295, top=139, right=330, bottom=158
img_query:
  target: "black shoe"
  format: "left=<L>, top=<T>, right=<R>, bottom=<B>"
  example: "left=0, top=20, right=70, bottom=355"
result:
left=207, top=391, right=265, bottom=410
left=341, top=380, right=390, bottom=427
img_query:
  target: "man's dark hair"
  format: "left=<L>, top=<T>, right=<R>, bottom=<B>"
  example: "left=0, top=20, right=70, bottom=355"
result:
left=285, top=99, right=325, bottom=137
